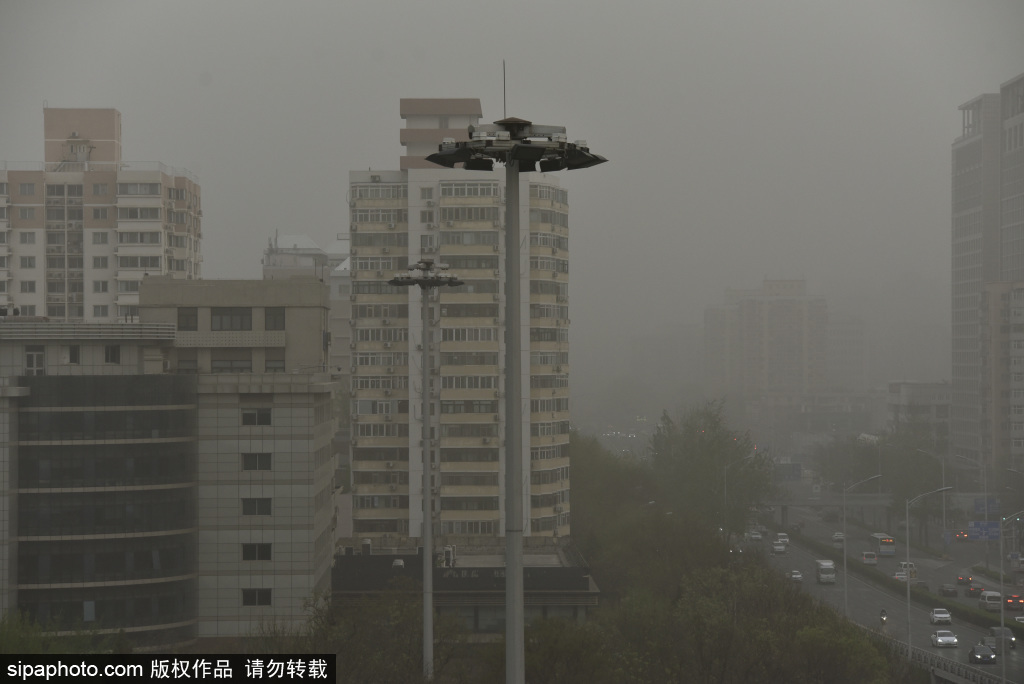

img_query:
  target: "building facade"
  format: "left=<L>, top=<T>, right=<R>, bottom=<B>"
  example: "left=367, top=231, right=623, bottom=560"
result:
left=951, top=72, right=1024, bottom=473
left=345, top=99, right=571, bottom=544
left=1, top=108, right=201, bottom=321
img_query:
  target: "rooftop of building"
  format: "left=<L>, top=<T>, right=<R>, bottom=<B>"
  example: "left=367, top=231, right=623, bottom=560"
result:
left=399, top=98, right=483, bottom=118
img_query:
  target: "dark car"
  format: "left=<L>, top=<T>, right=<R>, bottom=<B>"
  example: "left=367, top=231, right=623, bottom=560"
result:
left=957, top=574, right=973, bottom=585
left=1005, top=594, right=1024, bottom=611
left=968, top=643, right=997, bottom=664
left=955, top=529, right=969, bottom=541
left=939, top=584, right=958, bottom=597
left=989, top=626, right=1017, bottom=650
left=967, top=583, right=986, bottom=597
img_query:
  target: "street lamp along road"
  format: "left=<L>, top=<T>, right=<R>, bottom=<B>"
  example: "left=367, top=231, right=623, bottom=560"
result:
left=389, top=259, right=463, bottom=682
left=905, top=486, right=952, bottom=662
left=998, top=508, right=1024, bottom=684
left=427, top=119, right=606, bottom=684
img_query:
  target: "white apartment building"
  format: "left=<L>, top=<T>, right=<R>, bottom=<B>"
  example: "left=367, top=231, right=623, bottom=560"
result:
left=1, top=108, right=201, bottom=321
left=345, top=99, right=571, bottom=544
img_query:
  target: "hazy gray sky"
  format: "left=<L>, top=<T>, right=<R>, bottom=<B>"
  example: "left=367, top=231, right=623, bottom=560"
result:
left=3, top=0, right=1023, bottom=423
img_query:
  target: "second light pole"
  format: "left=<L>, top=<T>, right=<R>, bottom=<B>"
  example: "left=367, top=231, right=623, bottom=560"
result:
left=905, top=486, right=952, bottom=661
left=389, top=259, right=463, bottom=681
left=843, top=474, right=881, bottom=618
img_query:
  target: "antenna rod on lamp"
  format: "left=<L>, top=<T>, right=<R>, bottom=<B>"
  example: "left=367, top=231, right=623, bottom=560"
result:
left=503, top=60, right=506, bottom=119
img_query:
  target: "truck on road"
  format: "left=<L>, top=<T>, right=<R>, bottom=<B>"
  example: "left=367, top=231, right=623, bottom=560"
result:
left=816, top=560, right=836, bottom=584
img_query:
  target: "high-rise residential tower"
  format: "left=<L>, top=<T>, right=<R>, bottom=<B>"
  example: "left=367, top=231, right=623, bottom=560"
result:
left=345, top=99, right=571, bottom=543
left=1, top=108, right=201, bottom=321
left=951, top=72, right=1024, bottom=472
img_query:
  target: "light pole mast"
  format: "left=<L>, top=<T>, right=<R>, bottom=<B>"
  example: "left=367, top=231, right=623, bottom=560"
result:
left=905, top=486, right=952, bottom=661
left=428, top=122, right=605, bottom=684
left=844, top=474, right=881, bottom=617
left=389, top=260, right=463, bottom=681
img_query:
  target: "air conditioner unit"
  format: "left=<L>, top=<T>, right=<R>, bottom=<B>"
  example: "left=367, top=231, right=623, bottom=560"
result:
left=422, top=247, right=435, bottom=254
left=427, top=223, right=437, bottom=230
left=430, top=439, right=437, bottom=447
left=492, top=220, right=500, bottom=228
left=351, top=248, right=358, bottom=255
left=350, top=365, right=357, bottom=373
left=555, top=365, right=562, bottom=372
left=492, top=294, right=500, bottom=301
left=493, top=318, right=500, bottom=325
left=387, top=223, right=395, bottom=229
left=371, top=175, right=381, bottom=183
left=416, top=344, right=423, bottom=351
left=351, top=439, right=358, bottom=446
left=494, top=391, right=501, bottom=398
left=446, top=221, right=454, bottom=227
left=385, top=415, right=393, bottom=422
left=350, top=294, right=357, bottom=301
left=376, top=270, right=383, bottom=276
left=384, top=342, right=392, bottom=349
left=552, top=272, right=559, bottom=278
left=482, top=437, right=490, bottom=444
left=349, top=342, right=356, bottom=349
left=389, top=484, right=396, bottom=491
left=492, top=245, right=499, bottom=252
left=387, top=367, right=394, bottom=374
left=384, top=389, right=391, bottom=396
left=349, top=200, right=356, bottom=207
left=386, top=461, right=394, bottom=468
left=493, top=270, right=500, bottom=277
left=493, top=414, right=500, bottom=422
left=352, top=225, right=358, bottom=231
left=352, top=415, right=360, bottom=422
left=556, top=296, right=567, bottom=303
left=382, top=319, right=390, bottom=326
left=426, top=200, right=434, bottom=206
left=383, top=247, right=390, bottom=254
left=551, top=247, right=557, bottom=255
left=554, top=505, right=563, bottom=513
left=501, top=197, right=506, bottom=204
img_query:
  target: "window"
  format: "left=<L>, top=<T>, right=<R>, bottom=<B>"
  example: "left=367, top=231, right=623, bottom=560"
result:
left=19, top=232, right=35, bottom=244
left=93, top=280, right=108, bottom=293
left=19, top=208, right=35, bottom=220
left=116, top=183, right=161, bottom=195
left=46, top=231, right=65, bottom=245
left=67, top=185, right=83, bottom=197
left=92, top=183, right=108, bottom=196
left=242, top=453, right=272, bottom=471
left=20, top=305, right=35, bottom=316
left=177, top=307, right=198, bottom=331
left=118, top=231, right=161, bottom=244
left=241, top=498, right=272, bottom=515
left=420, top=187, right=434, bottom=200
left=19, top=183, right=35, bottom=196
left=46, top=184, right=65, bottom=197
left=265, top=307, right=285, bottom=331
left=93, top=256, right=108, bottom=269
left=20, top=257, right=35, bottom=269
left=212, top=307, right=252, bottom=331
left=117, top=280, right=141, bottom=293
left=68, top=345, right=80, bottom=364
left=242, top=408, right=272, bottom=426
left=20, top=281, right=36, bottom=293
left=117, top=255, right=161, bottom=269
left=93, top=305, right=109, bottom=317
left=104, top=345, right=121, bottom=364
left=92, top=208, right=108, bottom=220
left=117, top=207, right=161, bottom=220
left=0, top=183, right=7, bottom=195
left=242, top=544, right=272, bottom=561
left=265, top=349, right=285, bottom=373
left=241, top=589, right=272, bottom=606
left=46, top=207, right=65, bottom=221
left=25, top=346, right=45, bottom=376
left=46, top=304, right=65, bottom=318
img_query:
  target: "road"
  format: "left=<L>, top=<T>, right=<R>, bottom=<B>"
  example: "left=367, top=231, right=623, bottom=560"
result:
left=760, top=503, right=1024, bottom=681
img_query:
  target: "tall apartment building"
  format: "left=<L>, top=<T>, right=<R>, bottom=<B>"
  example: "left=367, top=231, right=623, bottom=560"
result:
left=345, top=99, right=571, bottom=543
left=951, top=72, right=1024, bottom=472
left=0, top=277, right=336, bottom=646
left=1, top=108, right=201, bottom=321
left=705, top=279, right=828, bottom=448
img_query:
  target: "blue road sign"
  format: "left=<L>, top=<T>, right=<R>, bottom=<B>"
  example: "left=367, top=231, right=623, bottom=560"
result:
left=969, top=520, right=1000, bottom=541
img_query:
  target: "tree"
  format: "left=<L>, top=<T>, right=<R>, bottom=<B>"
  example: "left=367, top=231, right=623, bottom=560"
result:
left=648, top=401, right=774, bottom=538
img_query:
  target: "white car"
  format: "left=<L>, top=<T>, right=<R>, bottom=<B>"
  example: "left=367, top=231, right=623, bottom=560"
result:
left=788, top=570, right=803, bottom=583
left=929, top=608, right=952, bottom=625
left=893, top=571, right=908, bottom=582
left=931, top=630, right=958, bottom=648
left=749, top=530, right=763, bottom=541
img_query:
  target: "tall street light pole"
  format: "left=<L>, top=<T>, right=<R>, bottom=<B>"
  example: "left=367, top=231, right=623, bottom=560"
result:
left=428, top=121, right=606, bottom=684
left=905, top=486, right=953, bottom=661
left=916, top=449, right=946, bottom=552
left=723, top=455, right=754, bottom=542
left=957, top=454, right=991, bottom=568
left=999, top=508, right=1024, bottom=684
left=844, top=474, right=881, bottom=618
left=389, top=260, right=463, bottom=682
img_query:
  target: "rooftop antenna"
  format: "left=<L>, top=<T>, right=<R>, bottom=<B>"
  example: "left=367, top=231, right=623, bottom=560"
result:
left=503, top=60, right=506, bottom=119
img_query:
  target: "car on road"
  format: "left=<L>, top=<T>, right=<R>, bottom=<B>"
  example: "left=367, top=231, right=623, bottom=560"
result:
left=788, top=570, right=803, bottom=583
left=892, top=571, right=908, bottom=582
left=1005, top=594, right=1024, bottom=610
left=1015, top=615, right=1024, bottom=625
left=929, top=608, right=952, bottom=625
left=862, top=551, right=877, bottom=565
left=771, top=543, right=787, bottom=556
left=938, top=584, right=958, bottom=597
left=775, top=533, right=790, bottom=546
left=967, top=583, right=987, bottom=598
left=831, top=532, right=844, bottom=548
left=957, top=573, right=973, bottom=585
left=748, top=530, right=762, bottom=541
left=955, top=529, right=968, bottom=541
left=931, top=630, right=958, bottom=648
left=968, top=643, right=996, bottom=664
left=988, top=626, right=1016, bottom=650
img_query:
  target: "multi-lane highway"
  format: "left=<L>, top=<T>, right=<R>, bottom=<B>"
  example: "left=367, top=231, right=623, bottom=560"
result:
left=761, top=504, right=1023, bottom=682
